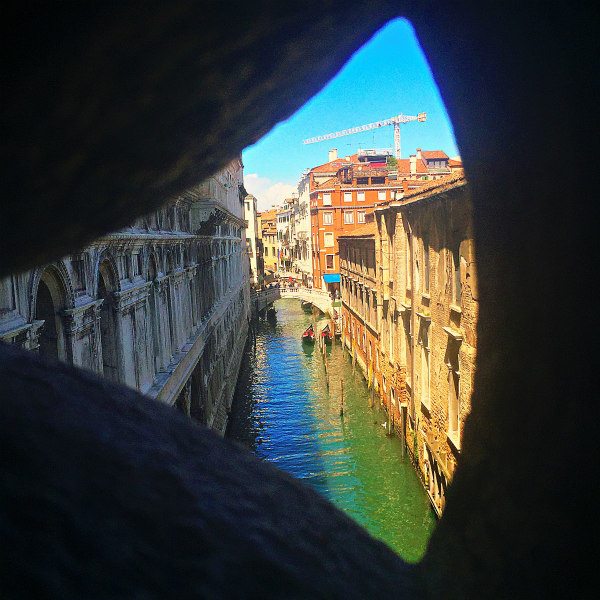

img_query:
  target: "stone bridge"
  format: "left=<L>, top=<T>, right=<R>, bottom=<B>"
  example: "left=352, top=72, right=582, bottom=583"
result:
left=251, top=286, right=334, bottom=317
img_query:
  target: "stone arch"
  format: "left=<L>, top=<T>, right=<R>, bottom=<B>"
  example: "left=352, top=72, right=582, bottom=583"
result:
left=97, top=259, right=120, bottom=382
left=31, top=263, right=73, bottom=362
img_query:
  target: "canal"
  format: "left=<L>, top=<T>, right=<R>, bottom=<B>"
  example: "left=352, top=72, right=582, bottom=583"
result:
left=227, top=299, right=436, bottom=562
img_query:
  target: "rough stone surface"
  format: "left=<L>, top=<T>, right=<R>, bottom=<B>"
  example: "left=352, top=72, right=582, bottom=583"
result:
left=0, top=342, right=419, bottom=599
left=1, top=1, right=397, bottom=275
left=0, top=2, right=597, bottom=598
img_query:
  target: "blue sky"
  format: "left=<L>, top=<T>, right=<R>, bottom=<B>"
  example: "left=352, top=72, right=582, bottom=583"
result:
left=243, top=18, right=459, bottom=211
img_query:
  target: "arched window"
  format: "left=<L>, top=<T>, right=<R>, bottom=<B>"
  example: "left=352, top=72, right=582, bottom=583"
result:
left=34, top=267, right=69, bottom=363
left=98, top=261, right=120, bottom=382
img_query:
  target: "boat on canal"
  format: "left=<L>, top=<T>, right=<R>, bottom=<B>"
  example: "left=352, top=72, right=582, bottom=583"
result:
left=302, top=323, right=315, bottom=343
left=320, top=323, right=333, bottom=344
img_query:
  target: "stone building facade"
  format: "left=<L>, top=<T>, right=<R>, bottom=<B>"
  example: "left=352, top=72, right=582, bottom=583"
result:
left=339, top=222, right=380, bottom=382
left=244, top=194, right=263, bottom=287
left=0, top=160, right=251, bottom=434
left=339, top=173, right=477, bottom=515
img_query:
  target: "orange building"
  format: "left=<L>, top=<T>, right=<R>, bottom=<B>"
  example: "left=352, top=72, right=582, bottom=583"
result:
left=309, top=148, right=434, bottom=293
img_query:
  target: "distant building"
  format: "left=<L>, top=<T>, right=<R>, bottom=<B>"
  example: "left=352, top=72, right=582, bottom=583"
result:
left=293, top=173, right=313, bottom=286
left=309, top=148, right=445, bottom=294
left=258, top=208, right=278, bottom=275
left=276, top=202, right=293, bottom=273
left=244, top=194, right=263, bottom=287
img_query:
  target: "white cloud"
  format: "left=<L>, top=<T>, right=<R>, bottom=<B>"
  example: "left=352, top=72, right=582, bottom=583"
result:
left=245, top=173, right=296, bottom=212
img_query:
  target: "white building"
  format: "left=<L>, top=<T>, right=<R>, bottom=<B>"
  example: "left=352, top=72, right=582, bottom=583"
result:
left=0, top=159, right=251, bottom=434
left=276, top=203, right=293, bottom=273
left=293, top=172, right=314, bottom=287
left=244, top=194, right=260, bottom=286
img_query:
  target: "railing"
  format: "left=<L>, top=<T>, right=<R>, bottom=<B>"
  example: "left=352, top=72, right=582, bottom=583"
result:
left=252, top=285, right=334, bottom=316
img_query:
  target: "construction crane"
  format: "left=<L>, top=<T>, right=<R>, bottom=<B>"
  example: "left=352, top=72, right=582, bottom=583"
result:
left=303, top=112, right=426, bottom=159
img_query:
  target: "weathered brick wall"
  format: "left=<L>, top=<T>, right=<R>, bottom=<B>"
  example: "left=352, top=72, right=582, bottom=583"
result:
left=371, top=180, right=476, bottom=515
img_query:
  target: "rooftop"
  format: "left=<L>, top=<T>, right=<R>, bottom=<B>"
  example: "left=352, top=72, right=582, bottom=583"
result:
left=421, top=150, right=449, bottom=160
left=387, top=172, right=467, bottom=207
left=338, top=221, right=377, bottom=239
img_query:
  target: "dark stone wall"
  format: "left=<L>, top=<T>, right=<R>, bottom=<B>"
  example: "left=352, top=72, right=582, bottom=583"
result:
left=1, top=2, right=596, bottom=598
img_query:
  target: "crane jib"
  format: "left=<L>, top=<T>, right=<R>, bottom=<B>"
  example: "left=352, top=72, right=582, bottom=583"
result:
left=302, top=112, right=427, bottom=146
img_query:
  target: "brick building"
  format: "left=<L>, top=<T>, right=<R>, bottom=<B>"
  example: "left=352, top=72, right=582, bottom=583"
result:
left=339, top=222, right=380, bottom=387
left=339, top=172, right=477, bottom=515
left=309, top=148, right=451, bottom=294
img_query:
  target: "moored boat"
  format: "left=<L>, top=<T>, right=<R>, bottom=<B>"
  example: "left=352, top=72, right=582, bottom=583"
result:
left=321, top=323, right=333, bottom=344
left=302, top=324, right=315, bottom=343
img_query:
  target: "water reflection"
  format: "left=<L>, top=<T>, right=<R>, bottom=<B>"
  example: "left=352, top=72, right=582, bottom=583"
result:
left=227, top=299, right=435, bottom=562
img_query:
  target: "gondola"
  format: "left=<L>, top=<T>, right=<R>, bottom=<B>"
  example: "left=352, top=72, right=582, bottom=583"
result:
left=321, top=323, right=333, bottom=344
left=302, top=323, right=315, bottom=343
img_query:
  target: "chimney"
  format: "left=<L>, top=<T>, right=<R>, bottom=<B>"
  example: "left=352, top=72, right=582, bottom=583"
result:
left=410, top=154, right=417, bottom=175
left=402, top=179, right=409, bottom=193
left=416, top=148, right=422, bottom=159
left=328, top=148, right=338, bottom=162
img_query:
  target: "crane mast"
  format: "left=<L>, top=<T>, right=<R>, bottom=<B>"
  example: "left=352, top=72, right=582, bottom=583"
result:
left=303, top=112, right=426, bottom=159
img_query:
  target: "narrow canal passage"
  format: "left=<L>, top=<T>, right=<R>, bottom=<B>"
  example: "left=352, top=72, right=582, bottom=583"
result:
left=227, top=299, right=435, bottom=562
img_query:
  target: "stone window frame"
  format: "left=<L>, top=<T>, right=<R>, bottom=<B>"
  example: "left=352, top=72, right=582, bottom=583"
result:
left=418, top=318, right=431, bottom=410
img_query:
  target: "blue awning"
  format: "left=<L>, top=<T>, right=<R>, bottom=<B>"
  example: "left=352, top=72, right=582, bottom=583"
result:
left=323, top=273, right=340, bottom=283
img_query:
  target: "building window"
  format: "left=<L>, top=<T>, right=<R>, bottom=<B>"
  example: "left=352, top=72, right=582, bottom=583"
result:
left=378, top=190, right=387, bottom=201
left=357, top=190, right=365, bottom=201
left=423, top=235, right=430, bottom=293
left=357, top=210, right=366, bottom=223
left=447, top=339, right=461, bottom=445
left=344, top=191, right=352, bottom=202
left=326, top=254, right=334, bottom=269
left=405, top=232, right=412, bottom=291
left=132, top=253, right=142, bottom=278
left=453, top=244, right=462, bottom=305
left=388, top=318, right=394, bottom=362
left=323, top=211, right=333, bottom=225
left=324, top=232, right=334, bottom=247
left=419, top=321, right=431, bottom=409
left=323, top=193, right=332, bottom=206
left=403, top=314, right=413, bottom=387
left=343, top=210, right=354, bottom=224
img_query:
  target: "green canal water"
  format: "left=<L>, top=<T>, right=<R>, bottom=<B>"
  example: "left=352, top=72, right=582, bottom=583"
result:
left=227, top=299, right=435, bottom=562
